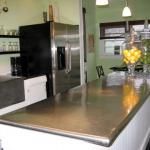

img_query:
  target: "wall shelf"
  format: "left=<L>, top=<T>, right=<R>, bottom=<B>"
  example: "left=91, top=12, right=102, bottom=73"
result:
left=0, top=51, right=20, bottom=55
left=0, top=35, right=20, bottom=38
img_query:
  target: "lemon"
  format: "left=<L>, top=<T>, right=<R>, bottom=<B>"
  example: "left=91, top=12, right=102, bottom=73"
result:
left=123, top=49, right=128, bottom=54
left=122, top=48, right=141, bottom=65
left=130, top=60, right=136, bottom=64
left=123, top=58, right=129, bottom=64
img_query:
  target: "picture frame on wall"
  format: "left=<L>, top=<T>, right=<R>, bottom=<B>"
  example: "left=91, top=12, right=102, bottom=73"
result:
left=88, top=34, right=95, bottom=52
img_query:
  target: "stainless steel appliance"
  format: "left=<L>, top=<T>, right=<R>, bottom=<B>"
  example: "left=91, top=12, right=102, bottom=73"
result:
left=52, top=23, right=80, bottom=95
left=19, top=22, right=80, bottom=96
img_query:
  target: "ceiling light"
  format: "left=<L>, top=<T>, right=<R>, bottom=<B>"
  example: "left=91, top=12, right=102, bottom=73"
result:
left=122, top=0, right=132, bottom=17
left=96, top=0, right=109, bottom=6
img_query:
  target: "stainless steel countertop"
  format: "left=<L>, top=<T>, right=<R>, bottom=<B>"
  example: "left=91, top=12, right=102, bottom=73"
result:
left=0, top=73, right=150, bottom=147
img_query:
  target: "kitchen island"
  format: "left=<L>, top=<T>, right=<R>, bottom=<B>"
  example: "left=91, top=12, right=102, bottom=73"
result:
left=0, top=72, right=150, bottom=150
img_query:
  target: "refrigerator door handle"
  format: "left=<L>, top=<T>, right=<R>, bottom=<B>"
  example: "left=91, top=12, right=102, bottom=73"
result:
left=68, top=44, right=72, bottom=72
left=65, top=43, right=71, bottom=74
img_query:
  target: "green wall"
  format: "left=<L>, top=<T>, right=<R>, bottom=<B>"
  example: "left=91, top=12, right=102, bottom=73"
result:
left=95, top=0, right=150, bottom=74
left=82, top=0, right=97, bottom=81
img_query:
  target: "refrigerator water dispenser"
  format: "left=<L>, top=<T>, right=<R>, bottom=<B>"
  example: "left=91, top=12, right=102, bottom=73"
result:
left=57, top=46, right=66, bottom=70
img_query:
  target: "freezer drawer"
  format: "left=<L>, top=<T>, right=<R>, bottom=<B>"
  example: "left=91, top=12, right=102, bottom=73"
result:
left=24, top=76, right=47, bottom=105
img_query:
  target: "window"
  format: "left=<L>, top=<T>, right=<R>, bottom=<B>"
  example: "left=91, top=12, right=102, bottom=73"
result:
left=129, top=20, right=145, bottom=32
left=104, top=39, right=124, bottom=55
left=99, top=20, right=150, bottom=56
left=100, top=22, right=126, bottom=56
left=100, top=22, right=126, bottom=39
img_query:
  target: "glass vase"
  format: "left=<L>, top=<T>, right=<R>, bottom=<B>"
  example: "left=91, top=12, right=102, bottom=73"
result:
left=143, top=64, right=149, bottom=74
left=122, top=28, right=142, bottom=77
left=127, top=63, right=136, bottom=76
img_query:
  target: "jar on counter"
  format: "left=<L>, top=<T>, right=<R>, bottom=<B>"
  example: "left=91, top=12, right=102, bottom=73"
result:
left=122, top=28, right=142, bottom=76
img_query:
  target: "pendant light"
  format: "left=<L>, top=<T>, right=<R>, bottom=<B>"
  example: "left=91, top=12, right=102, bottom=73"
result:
left=96, top=0, right=109, bottom=6
left=122, top=0, right=132, bottom=17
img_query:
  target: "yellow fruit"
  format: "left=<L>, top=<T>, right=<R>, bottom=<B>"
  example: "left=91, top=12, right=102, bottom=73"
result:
left=130, top=56, right=136, bottom=61
left=134, top=51, right=139, bottom=56
left=130, top=60, right=136, bottom=64
left=123, top=50, right=129, bottom=56
left=123, top=49, right=128, bottom=53
left=123, top=47, right=141, bottom=64
left=130, top=49, right=135, bottom=55
left=126, top=52, right=131, bottom=58
left=123, top=58, right=129, bottom=64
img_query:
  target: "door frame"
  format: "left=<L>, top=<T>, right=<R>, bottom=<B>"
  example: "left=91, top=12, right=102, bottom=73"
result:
left=79, top=0, right=86, bottom=85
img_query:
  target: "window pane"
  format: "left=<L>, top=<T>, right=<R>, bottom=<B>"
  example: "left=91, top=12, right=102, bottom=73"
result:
left=104, top=39, right=124, bottom=55
left=104, top=47, right=114, bottom=54
left=132, top=25, right=144, bottom=32
left=105, top=28, right=125, bottom=37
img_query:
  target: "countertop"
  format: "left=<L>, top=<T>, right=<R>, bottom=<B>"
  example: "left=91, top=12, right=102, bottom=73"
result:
left=0, top=73, right=150, bottom=147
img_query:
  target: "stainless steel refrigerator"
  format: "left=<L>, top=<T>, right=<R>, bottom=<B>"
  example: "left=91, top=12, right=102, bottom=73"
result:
left=19, top=22, right=80, bottom=96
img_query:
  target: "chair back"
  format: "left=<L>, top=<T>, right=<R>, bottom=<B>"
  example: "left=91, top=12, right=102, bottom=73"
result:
left=96, top=65, right=105, bottom=78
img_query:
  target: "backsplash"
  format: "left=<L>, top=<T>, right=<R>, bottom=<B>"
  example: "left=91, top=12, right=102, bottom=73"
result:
left=0, top=54, right=20, bottom=75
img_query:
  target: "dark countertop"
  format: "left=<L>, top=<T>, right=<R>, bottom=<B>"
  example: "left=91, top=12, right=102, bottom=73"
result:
left=0, top=73, right=150, bottom=147
left=0, top=75, right=25, bottom=109
left=0, top=75, right=21, bottom=82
